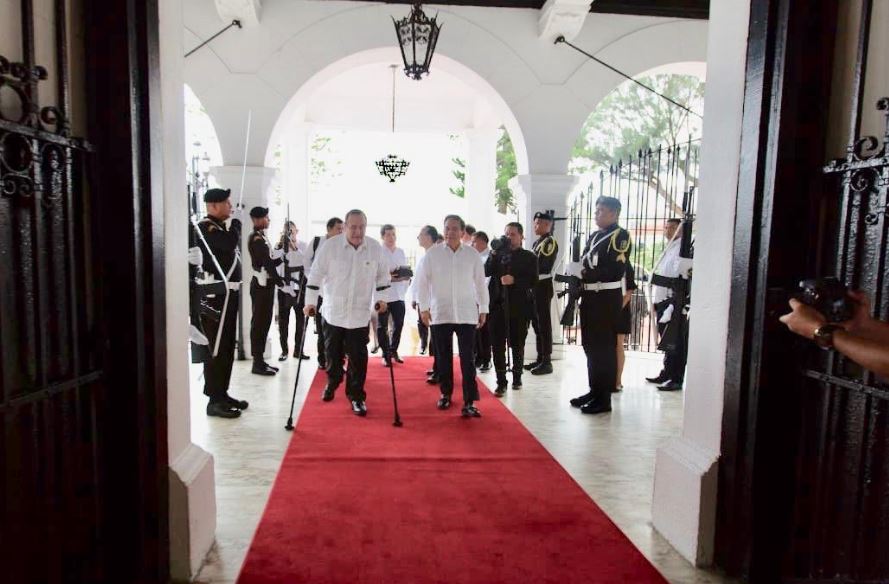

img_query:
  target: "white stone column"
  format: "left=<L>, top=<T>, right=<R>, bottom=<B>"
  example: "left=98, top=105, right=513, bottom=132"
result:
left=209, top=165, right=278, bottom=358
left=650, top=0, right=750, bottom=567
left=464, top=128, right=500, bottom=234
left=159, top=0, right=216, bottom=579
left=509, top=174, right=579, bottom=356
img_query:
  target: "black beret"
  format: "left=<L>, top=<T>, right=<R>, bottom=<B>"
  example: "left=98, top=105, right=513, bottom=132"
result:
left=203, top=188, right=231, bottom=203
left=249, top=206, right=269, bottom=219
left=533, top=211, right=554, bottom=221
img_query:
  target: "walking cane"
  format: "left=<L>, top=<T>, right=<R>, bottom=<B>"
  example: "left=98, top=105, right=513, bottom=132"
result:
left=376, top=302, right=403, bottom=427
left=285, top=285, right=311, bottom=432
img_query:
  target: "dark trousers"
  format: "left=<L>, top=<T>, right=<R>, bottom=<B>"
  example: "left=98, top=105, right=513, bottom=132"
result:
left=277, top=289, right=305, bottom=354
left=250, top=280, right=274, bottom=362
left=475, top=319, right=491, bottom=365
left=202, top=291, right=239, bottom=401
left=580, top=289, right=622, bottom=406
left=323, top=322, right=369, bottom=401
left=489, top=302, right=529, bottom=383
left=656, top=304, right=688, bottom=383
left=377, top=300, right=406, bottom=354
left=531, top=279, right=554, bottom=360
left=417, top=316, right=429, bottom=352
left=432, top=323, right=480, bottom=404
left=315, top=296, right=326, bottom=365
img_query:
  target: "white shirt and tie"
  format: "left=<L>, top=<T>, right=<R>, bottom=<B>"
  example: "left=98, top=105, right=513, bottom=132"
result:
left=414, top=243, right=489, bottom=325
left=305, top=234, right=393, bottom=330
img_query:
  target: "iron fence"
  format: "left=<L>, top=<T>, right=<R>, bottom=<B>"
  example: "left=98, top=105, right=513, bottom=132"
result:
left=562, top=138, right=700, bottom=352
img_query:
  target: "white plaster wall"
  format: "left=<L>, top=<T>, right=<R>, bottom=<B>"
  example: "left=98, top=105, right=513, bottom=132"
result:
left=183, top=0, right=708, bottom=176
left=161, top=0, right=217, bottom=579
left=651, top=0, right=749, bottom=566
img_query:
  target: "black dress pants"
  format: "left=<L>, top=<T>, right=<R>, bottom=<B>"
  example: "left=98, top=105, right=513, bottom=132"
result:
left=531, top=279, right=554, bottom=360
left=417, top=316, right=429, bottom=352
left=315, top=296, right=326, bottom=365
left=489, top=302, right=528, bottom=383
left=202, top=291, right=239, bottom=401
left=475, top=319, right=491, bottom=365
left=580, top=289, right=622, bottom=406
left=431, top=323, right=479, bottom=404
left=277, top=289, right=305, bottom=354
left=377, top=300, right=406, bottom=354
left=656, top=303, right=688, bottom=383
left=250, top=280, right=274, bottom=363
left=323, top=321, right=369, bottom=401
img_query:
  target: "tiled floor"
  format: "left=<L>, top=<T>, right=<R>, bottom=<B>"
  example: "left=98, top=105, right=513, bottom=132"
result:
left=191, top=330, right=733, bottom=584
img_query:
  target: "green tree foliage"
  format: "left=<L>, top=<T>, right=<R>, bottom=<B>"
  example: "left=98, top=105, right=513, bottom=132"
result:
left=496, top=126, right=518, bottom=214
left=570, top=74, right=704, bottom=215
left=449, top=157, right=466, bottom=198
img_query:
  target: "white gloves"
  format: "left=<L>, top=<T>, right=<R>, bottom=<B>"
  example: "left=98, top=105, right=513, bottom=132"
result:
left=187, top=246, right=203, bottom=266
left=270, top=248, right=284, bottom=260
left=678, top=258, right=693, bottom=279
left=189, top=324, right=209, bottom=345
left=281, top=284, right=296, bottom=297
left=659, top=304, right=674, bottom=324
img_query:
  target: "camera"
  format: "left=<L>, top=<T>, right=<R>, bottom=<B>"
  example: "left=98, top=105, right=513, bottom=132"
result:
left=392, top=266, right=413, bottom=279
left=490, top=235, right=511, bottom=252
left=799, top=277, right=853, bottom=323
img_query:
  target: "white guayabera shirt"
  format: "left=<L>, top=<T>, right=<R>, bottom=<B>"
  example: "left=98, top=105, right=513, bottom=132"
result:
left=305, top=234, right=393, bottom=330
left=382, top=245, right=409, bottom=302
left=414, top=242, right=490, bottom=326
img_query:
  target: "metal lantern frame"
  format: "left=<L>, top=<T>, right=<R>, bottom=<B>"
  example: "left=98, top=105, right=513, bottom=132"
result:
left=376, top=65, right=410, bottom=182
left=393, top=3, right=441, bottom=81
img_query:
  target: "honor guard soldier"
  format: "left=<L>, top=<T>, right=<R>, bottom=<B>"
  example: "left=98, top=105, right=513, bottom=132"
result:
left=276, top=221, right=310, bottom=362
left=197, top=188, right=249, bottom=418
left=569, top=196, right=632, bottom=414
left=525, top=211, right=559, bottom=376
left=248, top=206, right=285, bottom=376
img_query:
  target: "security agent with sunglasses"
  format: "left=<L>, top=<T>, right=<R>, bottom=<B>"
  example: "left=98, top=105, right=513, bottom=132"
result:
left=569, top=196, right=632, bottom=414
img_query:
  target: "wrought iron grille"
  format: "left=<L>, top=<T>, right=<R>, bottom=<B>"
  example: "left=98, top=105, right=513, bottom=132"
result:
left=0, top=0, right=103, bottom=580
left=563, top=138, right=700, bottom=352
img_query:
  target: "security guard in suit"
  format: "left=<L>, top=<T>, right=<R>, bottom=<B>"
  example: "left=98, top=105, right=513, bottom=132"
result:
left=525, top=211, right=559, bottom=375
left=569, top=196, right=632, bottom=414
left=196, top=188, right=248, bottom=419
left=247, top=206, right=284, bottom=376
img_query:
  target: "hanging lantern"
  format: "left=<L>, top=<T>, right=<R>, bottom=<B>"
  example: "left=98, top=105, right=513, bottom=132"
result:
left=393, top=3, right=441, bottom=81
left=376, top=65, right=410, bottom=182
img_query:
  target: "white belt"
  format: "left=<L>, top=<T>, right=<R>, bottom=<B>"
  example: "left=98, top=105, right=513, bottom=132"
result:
left=539, top=274, right=553, bottom=280
left=582, top=281, right=622, bottom=292
left=227, top=282, right=241, bottom=290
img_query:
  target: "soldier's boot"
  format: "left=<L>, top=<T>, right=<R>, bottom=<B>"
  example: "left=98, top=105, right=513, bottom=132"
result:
left=531, top=357, right=553, bottom=376
left=494, top=370, right=508, bottom=397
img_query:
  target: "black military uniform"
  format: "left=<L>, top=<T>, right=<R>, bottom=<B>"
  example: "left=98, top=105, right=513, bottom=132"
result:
left=196, top=188, right=246, bottom=418
left=526, top=212, right=559, bottom=375
left=571, top=220, right=632, bottom=414
left=485, top=243, right=538, bottom=392
left=247, top=207, right=283, bottom=375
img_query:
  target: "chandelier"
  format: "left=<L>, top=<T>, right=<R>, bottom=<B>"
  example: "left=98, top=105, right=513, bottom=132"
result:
left=376, top=65, right=410, bottom=182
left=393, top=3, right=441, bottom=81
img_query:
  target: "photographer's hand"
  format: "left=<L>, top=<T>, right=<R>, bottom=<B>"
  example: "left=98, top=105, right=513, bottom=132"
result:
left=843, top=290, right=889, bottom=343
left=779, top=299, right=827, bottom=339
left=500, top=275, right=515, bottom=286
left=421, top=310, right=432, bottom=327
left=477, top=313, right=487, bottom=329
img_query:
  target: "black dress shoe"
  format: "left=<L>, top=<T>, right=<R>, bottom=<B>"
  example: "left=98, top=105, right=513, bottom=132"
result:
left=206, top=402, right=241, bottom=418
left=461, top=403, right=481, bottom=418
left=580, top=400, right=612, bottom=414
left=370, top=344, right=380, bottom=354
left=278, top=352, right=288, bottom=362
left=382, top=356, right=392, bottom=367
left=658, top=381, right=684, bottom=392
left=570, top=392, right=594, bottom=408
left=251, top=363, right=276, bottom=376
left=318, top=357, right=327, bottom=369
left=479, top=362, right=492, bottom=372
left=425, top=369, right=435, bottom=375
left=426, top=375, right=440, bottom=385
left=494, top=382, right=507, bottom=397
left=645, top=373, right=670, bottom=384
left=419, top=347, right=427, bottom=355
left=393, top=352, right=404, bottom=364
left=225, top=394, right=249, bottom=410
left=295, top=352, right=310, bottom=360
left=351, top=400, right=367, bottom=416
left=437, top=395, right=451, bottom=410
left=512, top=378, right=523, bottom=390
left=266, top=363, right=279, bottom=372
left=321, top=385, right=336, bottom=402
left=523, top=361, right=540, bottom=371
left=531, top=361, right=553, bottom=376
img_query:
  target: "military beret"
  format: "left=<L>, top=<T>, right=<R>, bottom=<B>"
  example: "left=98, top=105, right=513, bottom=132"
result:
left=203, top=188, right=231, bottom=203
left=533, top=211, right=554, bottom=222
left=249, top=206, right=269, bottom=219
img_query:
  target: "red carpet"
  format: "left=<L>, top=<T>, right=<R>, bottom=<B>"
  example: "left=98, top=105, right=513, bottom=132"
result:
left=237, top=358, right=668, bottom=584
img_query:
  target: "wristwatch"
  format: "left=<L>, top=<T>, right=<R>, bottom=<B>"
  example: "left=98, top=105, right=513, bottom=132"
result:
left=813, top=324, right=842, bottom=349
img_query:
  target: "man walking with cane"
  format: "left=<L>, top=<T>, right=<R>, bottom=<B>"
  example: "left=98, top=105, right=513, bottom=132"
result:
left=304, top=210, right=392, bottom=417
left=415, top=215, right=489, bottom=417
